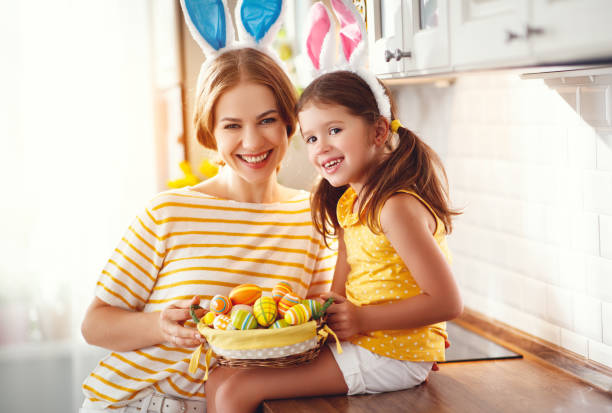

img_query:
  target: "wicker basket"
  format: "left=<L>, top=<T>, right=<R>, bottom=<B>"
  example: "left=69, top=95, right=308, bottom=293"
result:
left=188, top=308, right=341, bottom=376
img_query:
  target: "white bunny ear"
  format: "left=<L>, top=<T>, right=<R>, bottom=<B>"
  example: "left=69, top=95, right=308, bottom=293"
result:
left=235, top=0, right=285, bottom=47
left=329, top=0, right=367, bottom=67
left=180, top=0, right=235, bottom=56
left=305, top=2, right=337, bottom=74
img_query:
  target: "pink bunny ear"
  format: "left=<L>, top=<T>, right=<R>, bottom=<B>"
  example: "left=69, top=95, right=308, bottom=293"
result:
left=306, top=2, right=335, bottom=71
left=330, top=0, right=365, bottom=64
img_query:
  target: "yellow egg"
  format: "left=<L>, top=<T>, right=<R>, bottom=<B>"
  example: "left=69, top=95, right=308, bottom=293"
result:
left=203, top=311, right=216, bottom=326
left=284, top=303, right=311, bottom=325
left=253, top=297, right=278, bottom=327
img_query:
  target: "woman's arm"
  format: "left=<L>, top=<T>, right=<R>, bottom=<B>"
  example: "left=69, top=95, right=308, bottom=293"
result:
left=81, top=296, right=205, bottom=352
left=325, top=194, right=462, bottom=339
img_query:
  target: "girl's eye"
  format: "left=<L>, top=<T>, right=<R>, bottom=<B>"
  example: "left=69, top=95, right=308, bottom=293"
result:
left=330, top=127, right=341, bottom=135
left=305, top=135, right=317, bottom=144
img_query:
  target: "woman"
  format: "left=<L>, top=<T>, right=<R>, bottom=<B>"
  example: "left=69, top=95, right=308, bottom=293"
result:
left=79, top=47, right=335, bottom=412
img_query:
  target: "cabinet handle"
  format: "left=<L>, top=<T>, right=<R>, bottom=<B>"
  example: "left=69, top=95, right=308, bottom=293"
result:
left=384, top=48, right=412, bottom=62
left=525, top=25, right=544, bottom=38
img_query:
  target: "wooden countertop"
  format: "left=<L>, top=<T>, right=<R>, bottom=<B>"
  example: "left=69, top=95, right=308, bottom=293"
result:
left=262, top=309, right=612, bottom=413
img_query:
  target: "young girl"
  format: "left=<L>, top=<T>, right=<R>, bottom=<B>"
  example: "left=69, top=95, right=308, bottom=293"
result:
left=78, top=2, right=336, bottom=411
left=204, top=70, right=463, bottom=413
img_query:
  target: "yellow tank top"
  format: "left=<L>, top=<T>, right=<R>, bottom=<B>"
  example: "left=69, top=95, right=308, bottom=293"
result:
left=337, top=187, right=450, bottom=361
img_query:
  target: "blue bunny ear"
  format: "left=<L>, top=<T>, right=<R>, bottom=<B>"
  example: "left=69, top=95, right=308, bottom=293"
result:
left=181, top=0, right=235, bottom=56
left=235, top=0, right=285, bottom=46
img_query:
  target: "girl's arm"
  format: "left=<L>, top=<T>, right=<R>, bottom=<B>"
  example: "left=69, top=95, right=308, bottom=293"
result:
left=325, top=193, right=463, bottom=339
left=81, top=296, right=205, bottom=352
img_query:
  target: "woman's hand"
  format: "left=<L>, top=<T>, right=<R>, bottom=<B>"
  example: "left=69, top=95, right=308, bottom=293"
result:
left=320, top=292, right=363, bottom=340
left=158, top=296, right=206, bottom=348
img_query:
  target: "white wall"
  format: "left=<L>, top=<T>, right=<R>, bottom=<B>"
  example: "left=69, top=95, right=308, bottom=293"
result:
left=392, top=70, right=612, bottom=368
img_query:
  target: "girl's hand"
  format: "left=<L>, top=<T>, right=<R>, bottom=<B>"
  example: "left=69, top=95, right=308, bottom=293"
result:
left=320, top=292, right=363, bottom=340
left=158, top=296, right=206, bottom=347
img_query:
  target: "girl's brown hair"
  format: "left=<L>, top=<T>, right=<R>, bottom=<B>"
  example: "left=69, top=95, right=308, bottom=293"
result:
left=194, top=48, right=298, bottom=150
left=297, top=71, right=460, bottom=242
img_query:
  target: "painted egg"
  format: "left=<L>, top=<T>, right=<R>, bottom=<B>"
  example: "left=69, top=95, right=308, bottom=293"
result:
left=278, top=292, right=302, bottom=316
left=269, top=319, right=290, bottom=329
left=272, top=281, right=292, bottom=303
left=210, top=295, right=232, bottom=314
left=213, top=314, right=234, bottom=330
left=284, top=303, right=312, bottom=325
left=203, top=311, right=216, bottom=326
left=302, top=299, right=323, bottom=319
left=253, top=296, right=277, bottom=327
left=230, top=304, right=252, bottom=315
left=231, top=309, right=258, bottom=330
left=229, top=284, right=263, bottom=305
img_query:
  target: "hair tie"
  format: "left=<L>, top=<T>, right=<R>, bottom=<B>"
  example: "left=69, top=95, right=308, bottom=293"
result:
left=391, top=119, right=403, bottom=133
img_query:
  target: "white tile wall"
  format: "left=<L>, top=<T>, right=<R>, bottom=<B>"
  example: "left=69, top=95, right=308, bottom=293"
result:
left=392, top=69, right=612, bottom=368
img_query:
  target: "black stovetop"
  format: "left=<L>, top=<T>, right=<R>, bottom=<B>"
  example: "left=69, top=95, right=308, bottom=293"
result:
left=442, top=321, right=522, bottom=363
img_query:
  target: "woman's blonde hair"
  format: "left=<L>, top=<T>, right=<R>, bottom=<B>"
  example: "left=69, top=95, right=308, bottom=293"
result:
left=194, top=48, right=298, bottom=150
left=297, top=71, right=460, bottom=244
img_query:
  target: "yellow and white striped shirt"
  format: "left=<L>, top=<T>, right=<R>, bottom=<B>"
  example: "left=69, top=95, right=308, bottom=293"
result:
left=82, top=187, right=336, bottom=408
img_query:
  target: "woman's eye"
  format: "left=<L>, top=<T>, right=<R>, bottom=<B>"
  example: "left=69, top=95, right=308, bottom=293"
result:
left=330, top=127, right=341, bottom=135
left=224, top=123, right=240, bottom=129
left=305, top=135, right=317, bottom=144
left=261, top=117, right=277, bottom=125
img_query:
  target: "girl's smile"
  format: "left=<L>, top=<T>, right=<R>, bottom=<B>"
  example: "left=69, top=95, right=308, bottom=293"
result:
left=299, top=102, right=383, bottom=189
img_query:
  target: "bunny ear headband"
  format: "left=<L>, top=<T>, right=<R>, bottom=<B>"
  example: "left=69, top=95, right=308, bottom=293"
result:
left=305, top=0, right=391, bottom=121
left=180, top=0, right=287, bottom=91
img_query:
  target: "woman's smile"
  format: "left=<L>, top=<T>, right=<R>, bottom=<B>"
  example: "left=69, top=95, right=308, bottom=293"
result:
left=236, top=149, right=273, bottom=168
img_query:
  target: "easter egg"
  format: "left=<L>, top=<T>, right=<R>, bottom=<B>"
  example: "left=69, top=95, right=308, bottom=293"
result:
left=278, top=292, right=302, bottom=316
left=210, top=295, right=232, bottom=314
left=213, top=314, right=234, bottom=330
left=272, top=281, right=292, bottom=303
left=203, top=311, right=216, bottom=326
left=269, top=319, right=290, bottom=329
left=229, top=284, right=263, bottom=305
left=230, top=304, right=252, bottom=315
left=231, top=309, right=258, bottom=330
left=302, top=299, right=323, bottom=319
left=253, top=296, right=277, bottom=327
left=284, top=303, right=312, bottom=325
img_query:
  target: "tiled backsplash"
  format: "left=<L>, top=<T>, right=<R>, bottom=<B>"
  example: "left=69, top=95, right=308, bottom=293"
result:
left=391, top=68, right=612, bottom=368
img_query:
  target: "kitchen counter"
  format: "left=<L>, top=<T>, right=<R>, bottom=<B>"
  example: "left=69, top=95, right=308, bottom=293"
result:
left=262, top=309, right=612, bottom=413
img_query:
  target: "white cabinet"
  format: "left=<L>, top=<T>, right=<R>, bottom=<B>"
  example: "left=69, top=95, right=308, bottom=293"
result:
left=530, top=0, right=612, bottom=64
left=450, top=0, right=531, bottom=69
left=449, top=0, right=612, bottom=71
left=366, top=0, right=450, bottom=77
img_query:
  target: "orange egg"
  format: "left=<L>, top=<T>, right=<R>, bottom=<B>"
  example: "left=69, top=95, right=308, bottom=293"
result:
left=229, top=284, right=263, bottom=305
left=272, top=281, right=292, bottom=303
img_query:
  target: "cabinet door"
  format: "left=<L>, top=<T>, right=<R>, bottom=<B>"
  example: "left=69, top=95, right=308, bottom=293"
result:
left=408, top=0, right=450, bottom=72
left=450, top=0, right=531, bottom=69
left=531, top=0, right=612, bottom=64
left=366, top=0, right=408, bottom=75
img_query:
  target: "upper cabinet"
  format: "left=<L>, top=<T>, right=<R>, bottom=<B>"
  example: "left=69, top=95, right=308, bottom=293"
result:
left=529, top=0, right=612, bottom=64
left=366, top=0, right=450, bottom=76
left=366, top=0, right=612, bottom=78
left=450, top=0, right=531, bottom=69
